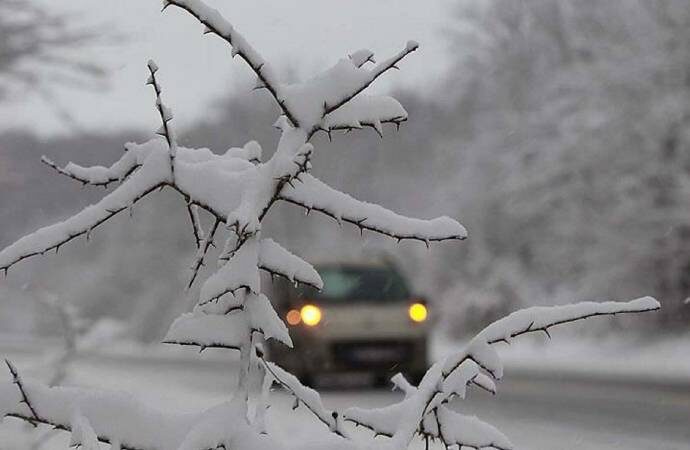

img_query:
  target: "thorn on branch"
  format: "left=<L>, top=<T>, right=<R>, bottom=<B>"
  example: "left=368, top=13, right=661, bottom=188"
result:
left=5, top=360, right=41, bottom=426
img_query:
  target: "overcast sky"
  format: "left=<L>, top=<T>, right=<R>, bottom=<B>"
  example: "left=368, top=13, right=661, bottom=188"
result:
left=2, top=0, right=455, bottom=136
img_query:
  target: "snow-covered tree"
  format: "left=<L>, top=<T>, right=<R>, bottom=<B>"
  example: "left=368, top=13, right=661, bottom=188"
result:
left=0, top=0, right=105, bottom=102
left=436, top=0, right=690, bottom=327
left=0, top=1, right=660, bottom=449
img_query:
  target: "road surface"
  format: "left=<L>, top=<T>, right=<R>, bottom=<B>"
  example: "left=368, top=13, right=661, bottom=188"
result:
left=1, top=349, right=688, bottom=449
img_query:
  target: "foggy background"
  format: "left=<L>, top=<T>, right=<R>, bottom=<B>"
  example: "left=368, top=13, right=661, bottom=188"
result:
left=2, top=0, right=689, bottom=342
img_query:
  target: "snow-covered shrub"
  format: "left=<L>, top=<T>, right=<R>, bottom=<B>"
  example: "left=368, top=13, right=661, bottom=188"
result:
left=0, top=1, right=660, bottom=449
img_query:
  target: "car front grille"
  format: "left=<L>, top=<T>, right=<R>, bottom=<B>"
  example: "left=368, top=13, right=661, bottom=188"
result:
left=331, top=340, right=414, bottom=368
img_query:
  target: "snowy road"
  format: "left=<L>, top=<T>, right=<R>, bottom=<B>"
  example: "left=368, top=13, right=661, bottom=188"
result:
left=2, top=349, right=688, bottom=450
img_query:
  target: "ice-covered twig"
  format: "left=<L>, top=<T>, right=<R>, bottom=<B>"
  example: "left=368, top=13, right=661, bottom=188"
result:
left=163, top=0, right=299, bottom=127
left=280, top=174, right=467, bottom=244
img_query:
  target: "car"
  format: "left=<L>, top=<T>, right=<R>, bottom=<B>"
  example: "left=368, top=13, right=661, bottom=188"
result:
left=268, top=259, right=430, bottom=386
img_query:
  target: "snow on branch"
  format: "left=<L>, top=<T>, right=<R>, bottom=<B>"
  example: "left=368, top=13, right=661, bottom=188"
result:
left=368, top=297, right=660, bottom=450
left=198, top=237, right=260, bottom=307
left=320, top=41, right=419, bottom=119
left=258, top=238, right=323, bottom=290
left=321, top=94, right=408, bottom=138
left=224, top=141, right=263, bottom=164
left=0, top=147, right=172, bottom=274
left=246, top=293, right=292, bottom=346
left=443, top=296, right=662, bottom=380
left=429, top=407, right=513, bottom=450
left=70, top=412, right=100, bottom=450
left=0, top=363, right=203, bottom=450
left=163, top=0, right=299, bottom=127
left=163, top=312, right=247, bottom=351
left=479, top=297, right=662, bottom=346
left=276, top=43, right=418, bottom=133
left=279, top=174, right=468, bottom=244
left=260, top=359, right=346, bottom=437
left=40, top=150, right=140, bottom=188
left=166, top=293, right=291, bottom=349
left=162, top=0, right=416, bottom=134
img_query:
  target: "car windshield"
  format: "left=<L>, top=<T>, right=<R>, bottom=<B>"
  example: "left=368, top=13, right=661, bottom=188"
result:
left=303, top=266, right=410, bottom=303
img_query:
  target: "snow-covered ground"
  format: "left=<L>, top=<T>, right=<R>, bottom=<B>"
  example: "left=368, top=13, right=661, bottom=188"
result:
left=1, top=332, right=688, bottom=449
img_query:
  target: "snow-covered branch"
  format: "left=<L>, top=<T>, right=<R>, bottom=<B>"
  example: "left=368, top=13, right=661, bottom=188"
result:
left=0, top=362, right=205, bottom=450
left=166, top=292, right=291, bottom=350
left=349, top=297, right=660, bottom=450
left=0, top=148, right=171, bottom=274
left=0, top=5, right=663, bottom=450
left=321, top=94, right=408, bottom=138
left=40, top=149, right=140, bottom=188
left=320, top=41, right=419, bottom=119
left=258, top=239, right=323, bottom=290
left=259, top=358, right=346, bottom=437
left=280, top=174, right=468, bottom=244
left=163, top=0, right=299, bottom=127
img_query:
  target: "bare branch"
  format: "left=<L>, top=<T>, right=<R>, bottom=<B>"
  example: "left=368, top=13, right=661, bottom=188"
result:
left=5, top=360, right=40, bottom=426
left=146, top=60, right=176, bottom=177
left=163, top=0, right=300, bottom=127
left=187, top=217, right=221, bottom=289
left=186, top=203, right=204, bottom=248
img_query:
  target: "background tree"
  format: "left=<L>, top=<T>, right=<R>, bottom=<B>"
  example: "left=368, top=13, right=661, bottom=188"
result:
left=0, top=0, right=105, bottom=102
left=435, top=0, right=690, bottom=329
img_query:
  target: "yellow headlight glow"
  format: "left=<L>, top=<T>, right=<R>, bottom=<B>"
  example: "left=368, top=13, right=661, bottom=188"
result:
left=300, top=304, right=322, bottom=326
left=408, top=303, right=428, bottom=323
left=286, top=309, right=302, bottom=326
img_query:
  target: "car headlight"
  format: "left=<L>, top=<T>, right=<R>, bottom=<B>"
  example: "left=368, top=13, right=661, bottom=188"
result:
left=300, top=304, right=322, bottom=326
left=408, top=302, right=428, bottom=323
left=286, top=309, right=302, bottom=326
